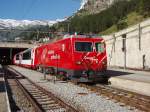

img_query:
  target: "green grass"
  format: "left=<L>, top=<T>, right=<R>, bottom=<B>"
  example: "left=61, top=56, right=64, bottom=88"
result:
left=126, top=12, right=144, bottom=26
left=100, top=25, right=117, bottom=35
left=100, top=12, right=147, bottom=35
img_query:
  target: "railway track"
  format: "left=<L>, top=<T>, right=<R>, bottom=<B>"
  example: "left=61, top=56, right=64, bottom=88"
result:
left=4, top=65, right=150, bottom=112
left=78, top=83, right=150, bottom=112
left=4, top=66, right=78, bottom=112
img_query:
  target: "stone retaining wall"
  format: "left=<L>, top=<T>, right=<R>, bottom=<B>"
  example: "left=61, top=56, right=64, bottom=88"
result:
left=103, top=19, right=150, bottom=70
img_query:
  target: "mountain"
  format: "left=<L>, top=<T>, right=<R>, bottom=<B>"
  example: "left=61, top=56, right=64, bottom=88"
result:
left=79, top=0, right=88, bottom=10
left=0, top=19, right=66, bottom=40
left=0, top=19, right=64, bottom=29
left=0, top=0, right=87, bottom=30
left=57, top=0, right=150, bottom=34
left=0, top=0, right=89, bottom=40
left=0, top=0, right=88, bottom=29
left=77, top=0, right=115, bottom=16
left=0, top=0, right=121, bottom=40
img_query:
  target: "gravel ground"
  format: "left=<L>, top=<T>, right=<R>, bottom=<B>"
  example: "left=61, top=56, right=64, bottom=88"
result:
left=0, top=66, right=9, bottom=112
left=6, top=79, right=35, bottom=112
left=9, top=65, right=141, bottom=112
left=0, top=77, right=8, bottom=112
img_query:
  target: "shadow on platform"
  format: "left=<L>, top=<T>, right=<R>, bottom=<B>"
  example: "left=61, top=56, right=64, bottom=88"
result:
left=106, top=69, right=133, bottom=77
left=0, top=81, right=5, bottom=92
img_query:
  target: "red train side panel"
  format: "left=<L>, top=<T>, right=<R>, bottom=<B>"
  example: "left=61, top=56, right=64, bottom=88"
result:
left=13, top=35, right=107, bottom=82
left=37, top=35, right=107, bottom=82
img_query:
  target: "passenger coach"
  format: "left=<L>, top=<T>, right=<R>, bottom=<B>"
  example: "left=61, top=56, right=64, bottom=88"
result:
left=13, top=47, right=38, bottom=69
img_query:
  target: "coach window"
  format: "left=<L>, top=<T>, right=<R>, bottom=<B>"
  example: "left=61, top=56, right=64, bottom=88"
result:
left=95, top=42, right=105, bottom=52
left=23, top=50, right=31, bottom=60
left=16, top=55, right=19, bottom=60
left=75, top=42, right=92, bottom=52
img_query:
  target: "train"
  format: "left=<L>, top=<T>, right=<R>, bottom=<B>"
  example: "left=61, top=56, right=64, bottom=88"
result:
left=13, top=34, right=107, bottom=82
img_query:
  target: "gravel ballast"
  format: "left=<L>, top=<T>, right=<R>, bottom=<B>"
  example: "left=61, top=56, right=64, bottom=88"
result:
left=10, top=65, right=140, bottom=112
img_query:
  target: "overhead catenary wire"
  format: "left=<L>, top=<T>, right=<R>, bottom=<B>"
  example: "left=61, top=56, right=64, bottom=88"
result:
left=0, top=28, right=49, bottom=33
left=0, top=28, right=69, bottom=35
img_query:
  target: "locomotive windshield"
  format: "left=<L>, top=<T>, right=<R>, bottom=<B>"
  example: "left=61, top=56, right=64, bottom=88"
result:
left=75, top=42, right=92, bottom=52
left=95, top=42, right=105, bottom=52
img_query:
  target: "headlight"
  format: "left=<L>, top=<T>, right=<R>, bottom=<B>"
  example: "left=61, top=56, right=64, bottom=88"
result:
left=76, top=61, right=82, bottom=65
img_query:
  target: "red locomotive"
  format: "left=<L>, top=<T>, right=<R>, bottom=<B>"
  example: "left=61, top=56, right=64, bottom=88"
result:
left=13, top=34, right=107, bottom=82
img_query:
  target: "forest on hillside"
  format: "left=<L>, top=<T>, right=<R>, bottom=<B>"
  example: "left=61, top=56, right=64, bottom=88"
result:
left=56, top=0, right=150, bottom=34
left=11, top=0, right=150, bottom=41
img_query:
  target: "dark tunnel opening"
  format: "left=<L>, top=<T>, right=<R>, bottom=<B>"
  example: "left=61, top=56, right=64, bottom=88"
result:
left=0, top=48, right=27, bottom=65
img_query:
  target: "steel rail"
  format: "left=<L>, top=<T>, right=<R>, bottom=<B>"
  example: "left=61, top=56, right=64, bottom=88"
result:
left=78, top=83, right=150, bottom=112
left=4, top=66, right=43, bottom=112
left=6, top=66, right=78, bottom=112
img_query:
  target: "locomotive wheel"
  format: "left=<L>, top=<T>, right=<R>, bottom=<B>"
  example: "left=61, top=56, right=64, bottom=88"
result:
left=37, top=66, right=43, bottom=73
left=49, top=67, right=55, bottom=75
left=37, top=66, right=40, bottom=71
left=57, top=71, right=67, bottom=81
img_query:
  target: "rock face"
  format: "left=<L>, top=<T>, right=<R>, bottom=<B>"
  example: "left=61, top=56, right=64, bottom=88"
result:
left=79, top=0, right=122, bottom=15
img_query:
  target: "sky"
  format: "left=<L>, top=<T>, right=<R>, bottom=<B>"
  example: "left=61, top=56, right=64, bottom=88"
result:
left=0, top=0, right=81, bottom=20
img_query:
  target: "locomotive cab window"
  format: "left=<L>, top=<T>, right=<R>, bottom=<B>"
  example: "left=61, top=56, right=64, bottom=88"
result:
left=95, top=42, right=105, bottom=52
left=75, top=42, right=92, bottom=52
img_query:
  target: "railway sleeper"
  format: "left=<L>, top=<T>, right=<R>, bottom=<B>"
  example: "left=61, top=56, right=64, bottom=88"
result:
left=39, top=99, right=55, bottom=103
left=44, top=107, right=66, bottom=112
left=31, top=92, right=45, bottom=96
left=39, top=101, right=57, bottom=105
left=79, top=84, right=150, bottom=112
left=37, top=98, right=53, bottom=102
left=138, top=101, right=150, bottom=106
left=30, top=92, right=46, bottom=95
left=113, top=95, right=122, bottom=101
left=102, top=93, right=112, bottom=98
left=128, top=101, right=142, bottom=110
left=28, top=90, right=43, bottom=93
left=43, top=105, right=62, bottom=109
left=135, top=98, right=150, bottom=105
left=41, top=104, right=60, bottom=108
left=24, top=86, right=38, bottom=89
left=119, top=97, right=130, bottom=104
left=33, top=95, right=49, bottom=99
left=24, top=89, right=41, bottom=93
left=39, top=95, right=50, bottom=98
left=41, top=104, right=62, bottom=109
left=138, top=104, right=150, bottom=112
left=45, top=106, right=64, bottom=111
left=138, top=97, right=150, bottom=102
left=25, top=88, right=38, bottom=91
left=30, top=93, right=45, bottom=96
left=52, top=108, right=66, bottom=111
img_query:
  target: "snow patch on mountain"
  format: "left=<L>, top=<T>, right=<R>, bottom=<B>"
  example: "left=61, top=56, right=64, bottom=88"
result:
left=0, top=19, right=65, bottom=29
left=79, top=0, right=88, bottom=10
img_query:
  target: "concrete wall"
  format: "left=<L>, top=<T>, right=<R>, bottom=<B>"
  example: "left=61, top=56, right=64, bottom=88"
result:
left=0, top=42, right=35, bottom=48
left=103, top=19, right=150, bottom=70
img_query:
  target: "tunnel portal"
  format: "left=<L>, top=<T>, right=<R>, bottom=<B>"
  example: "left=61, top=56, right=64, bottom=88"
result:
left=0, top=47, right=27, bottom=65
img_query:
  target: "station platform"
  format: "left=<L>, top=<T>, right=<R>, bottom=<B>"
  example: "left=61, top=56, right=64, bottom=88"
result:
left=0, top=66, right=10, bottom=112
left=107, top=67, right=150, bottom=97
